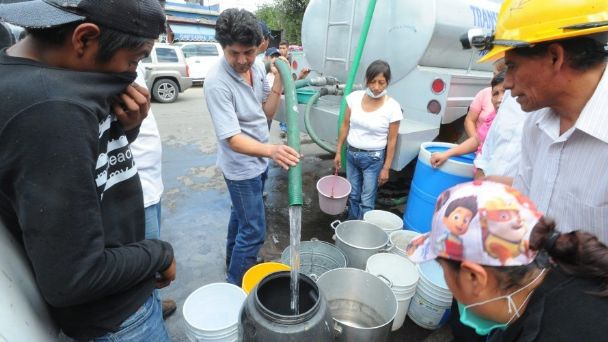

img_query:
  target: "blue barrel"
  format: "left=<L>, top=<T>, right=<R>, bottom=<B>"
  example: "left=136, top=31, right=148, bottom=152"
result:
left=404, top=142, right=475, bottom=233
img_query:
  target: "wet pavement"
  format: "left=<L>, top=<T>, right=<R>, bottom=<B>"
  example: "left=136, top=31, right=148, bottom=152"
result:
left=153, top=87, right=452, bottom=341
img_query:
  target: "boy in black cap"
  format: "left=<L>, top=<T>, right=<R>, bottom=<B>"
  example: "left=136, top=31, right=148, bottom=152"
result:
left=0, top=1, right=175, bottom=340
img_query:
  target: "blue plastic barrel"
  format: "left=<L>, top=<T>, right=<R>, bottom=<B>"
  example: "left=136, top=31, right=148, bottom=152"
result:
left=404, top=142, right=475, bottom=233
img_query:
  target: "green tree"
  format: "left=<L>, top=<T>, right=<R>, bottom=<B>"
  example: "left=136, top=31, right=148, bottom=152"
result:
left=256, top=0, right=310, bottom=45
left=256, top=4, right=281, bottom=31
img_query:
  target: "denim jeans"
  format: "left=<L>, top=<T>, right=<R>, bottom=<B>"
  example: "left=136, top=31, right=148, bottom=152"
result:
left=93, top=291, right=169, bottom=342
left=144, top=201, right=162, bottom=240
left=279, top=122, right=288, bottom=133
left=224, top=170, right=268, bottom=286
left=346, top=149, right=385, bottom=220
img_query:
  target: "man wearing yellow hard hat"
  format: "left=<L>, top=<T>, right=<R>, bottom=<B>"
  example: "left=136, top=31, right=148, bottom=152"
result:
left=471, top=0, right=608, bottom=245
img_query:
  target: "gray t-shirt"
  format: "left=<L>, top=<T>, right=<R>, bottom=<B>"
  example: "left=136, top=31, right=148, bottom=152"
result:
left=205, top=58, right=271, bottom=180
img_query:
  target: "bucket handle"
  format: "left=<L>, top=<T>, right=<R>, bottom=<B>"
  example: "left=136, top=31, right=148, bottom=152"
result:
left=330, top=220, right=342, bottom=230
left=376, top=274, right=394, bottom=289
left=333, top=321, right=343, bottom=338
left=381, top=239, right=394, bottom=253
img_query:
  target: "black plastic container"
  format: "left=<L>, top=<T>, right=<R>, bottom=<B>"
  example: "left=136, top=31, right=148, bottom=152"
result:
left=239, top=271, right=334, bottom=341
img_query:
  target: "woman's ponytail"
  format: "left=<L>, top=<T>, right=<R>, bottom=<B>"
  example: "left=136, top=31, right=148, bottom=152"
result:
left=530, top=217, right=608, bottom=296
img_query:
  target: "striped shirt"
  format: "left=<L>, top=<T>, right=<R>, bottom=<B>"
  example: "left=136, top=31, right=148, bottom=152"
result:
left=513, top=66, right=608, bottom=243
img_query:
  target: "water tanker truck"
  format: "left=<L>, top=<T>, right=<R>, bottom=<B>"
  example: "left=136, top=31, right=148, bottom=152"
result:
left=276, top=0, right=501, bottom=170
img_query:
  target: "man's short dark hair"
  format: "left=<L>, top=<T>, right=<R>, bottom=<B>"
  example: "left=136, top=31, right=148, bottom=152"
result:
left=215, top=8, right=262, bottom=49
left=513, top=36, right=608, bottom=71
left=279, top=40, right=289, bottom=47
left=26, top=22, right=150, bottom=63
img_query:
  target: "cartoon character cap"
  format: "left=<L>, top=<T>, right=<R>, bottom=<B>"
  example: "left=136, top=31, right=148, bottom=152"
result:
left=407, top=181, right=543, bottom=267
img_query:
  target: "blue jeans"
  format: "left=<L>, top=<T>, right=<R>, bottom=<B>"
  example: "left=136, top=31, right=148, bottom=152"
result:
left=346, top=149, right=385, bottom=220
left=279, top=122, right=287, bottom=133
left=224, top=170, right=268, bottom=286
left=144, top=201, right=162, bottom=240
left=94, top=291, right=169, bottom=341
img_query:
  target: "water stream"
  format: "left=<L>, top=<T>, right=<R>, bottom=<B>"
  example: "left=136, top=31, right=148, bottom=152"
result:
left=289, top=205, right=302, bottom=315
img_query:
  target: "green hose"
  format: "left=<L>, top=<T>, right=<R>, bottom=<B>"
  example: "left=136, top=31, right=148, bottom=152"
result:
left=337, top=0, right=378, bottom=169
left=275, top=59, right=303, bottom=206
left=303, top=89, right=336, bottom=153
left=303, top=90, right=335, bottom=153
left=295, top=79, right=311, bottom=89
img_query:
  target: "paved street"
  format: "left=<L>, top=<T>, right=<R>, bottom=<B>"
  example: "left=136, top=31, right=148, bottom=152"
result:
left=153, top=87, right=451, bottom=341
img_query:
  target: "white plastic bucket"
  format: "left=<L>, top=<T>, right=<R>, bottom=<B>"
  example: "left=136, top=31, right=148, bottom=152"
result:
left=407, top=261, right=453, bottom=330
left=183, top=283, right=247, bottom=342
left=365, top=253, right=419, bottom=331
left=316, top=175, right=351, bottom=215
left=363, top=210, right=404, bottom=235
left=394, top=296, right=413, bottom=332
left=389, top=230, right=421, bottom=258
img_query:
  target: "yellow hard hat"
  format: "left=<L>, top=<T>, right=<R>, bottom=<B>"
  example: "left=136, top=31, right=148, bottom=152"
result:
left=479, top=0, right=608, bottom=62
left=483, top=198, right=519, bottom=212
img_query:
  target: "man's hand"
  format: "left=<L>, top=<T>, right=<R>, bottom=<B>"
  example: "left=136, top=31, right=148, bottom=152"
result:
left=155, top=258, right=176, bottom=289
left=269, top=144, right=300, bottom=170
left=112, top=83, right=151, bottom=131
left=271, top=56, right=290, bottom=76
left=297, top=67, right=311, bottom=80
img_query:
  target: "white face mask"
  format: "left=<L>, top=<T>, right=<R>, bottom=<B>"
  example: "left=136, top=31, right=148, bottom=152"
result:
left=365, top=87, right=387, bottom=99
left=458, top=268, right=546, bottom=335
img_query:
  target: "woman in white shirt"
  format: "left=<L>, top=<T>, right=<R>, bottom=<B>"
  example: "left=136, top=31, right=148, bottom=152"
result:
left=334, top=60, right=403, bottom=219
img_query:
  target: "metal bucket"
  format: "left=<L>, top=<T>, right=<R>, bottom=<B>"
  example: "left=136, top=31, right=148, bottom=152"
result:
left=331, top=220, right=390, bottom=269
left=389, top=230, right=421, bottom=258
left=317, top=268, right=397, bottom=342
left=281, top=238, right=347, bottom=281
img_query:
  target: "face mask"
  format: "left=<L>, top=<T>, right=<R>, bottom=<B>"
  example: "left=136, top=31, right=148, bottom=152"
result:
left=457, top=268, right=546, bottom=336
left=366, top=87, right=387, bottom=99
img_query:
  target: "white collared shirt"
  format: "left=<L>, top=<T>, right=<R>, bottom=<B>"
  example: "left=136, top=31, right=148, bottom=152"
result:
left=474, top=90, right=526, bottom=177
left=513, top=65, right=608, bottom=243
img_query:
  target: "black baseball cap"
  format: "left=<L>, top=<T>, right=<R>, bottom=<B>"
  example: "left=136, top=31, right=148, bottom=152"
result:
left=265, top=47, right=280, bottom=57
left=0, top=0, right=166, bottom=39
left=258, top=21, right=274, bottom=39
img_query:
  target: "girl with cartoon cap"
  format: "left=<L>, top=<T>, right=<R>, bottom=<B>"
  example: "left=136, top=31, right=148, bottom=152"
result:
left=407, top=181, right=608, bottom=341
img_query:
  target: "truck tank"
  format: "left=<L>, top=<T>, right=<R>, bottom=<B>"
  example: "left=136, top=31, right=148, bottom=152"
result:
left=276, top=0, right=501, bottom=170
left=302, top=0, right=500, bottom=83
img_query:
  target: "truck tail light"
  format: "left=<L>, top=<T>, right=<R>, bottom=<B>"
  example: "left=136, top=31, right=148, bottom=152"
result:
left=427, top=100, right=442, bottom=114
left=431, top=78, right=446, bottom=94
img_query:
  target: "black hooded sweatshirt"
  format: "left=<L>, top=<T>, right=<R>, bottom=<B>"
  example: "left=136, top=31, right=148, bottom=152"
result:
left=0, top=50, right=174, bottom=340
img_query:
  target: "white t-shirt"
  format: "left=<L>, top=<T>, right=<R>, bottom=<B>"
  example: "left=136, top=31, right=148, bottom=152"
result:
left=346, top=90, right=403, bottom=150
left=131, top=65, right=164, bottom=207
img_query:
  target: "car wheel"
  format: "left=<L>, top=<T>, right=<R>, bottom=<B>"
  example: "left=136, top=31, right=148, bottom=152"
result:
left=152, top=78, right=179, bottom=103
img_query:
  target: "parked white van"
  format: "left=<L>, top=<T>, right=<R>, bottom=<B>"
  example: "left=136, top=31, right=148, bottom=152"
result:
left=175, top=42, right=223, bottom=85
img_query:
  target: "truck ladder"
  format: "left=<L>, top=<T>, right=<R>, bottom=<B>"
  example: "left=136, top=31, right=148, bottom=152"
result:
left=322, top=0, right=357, bottom=71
